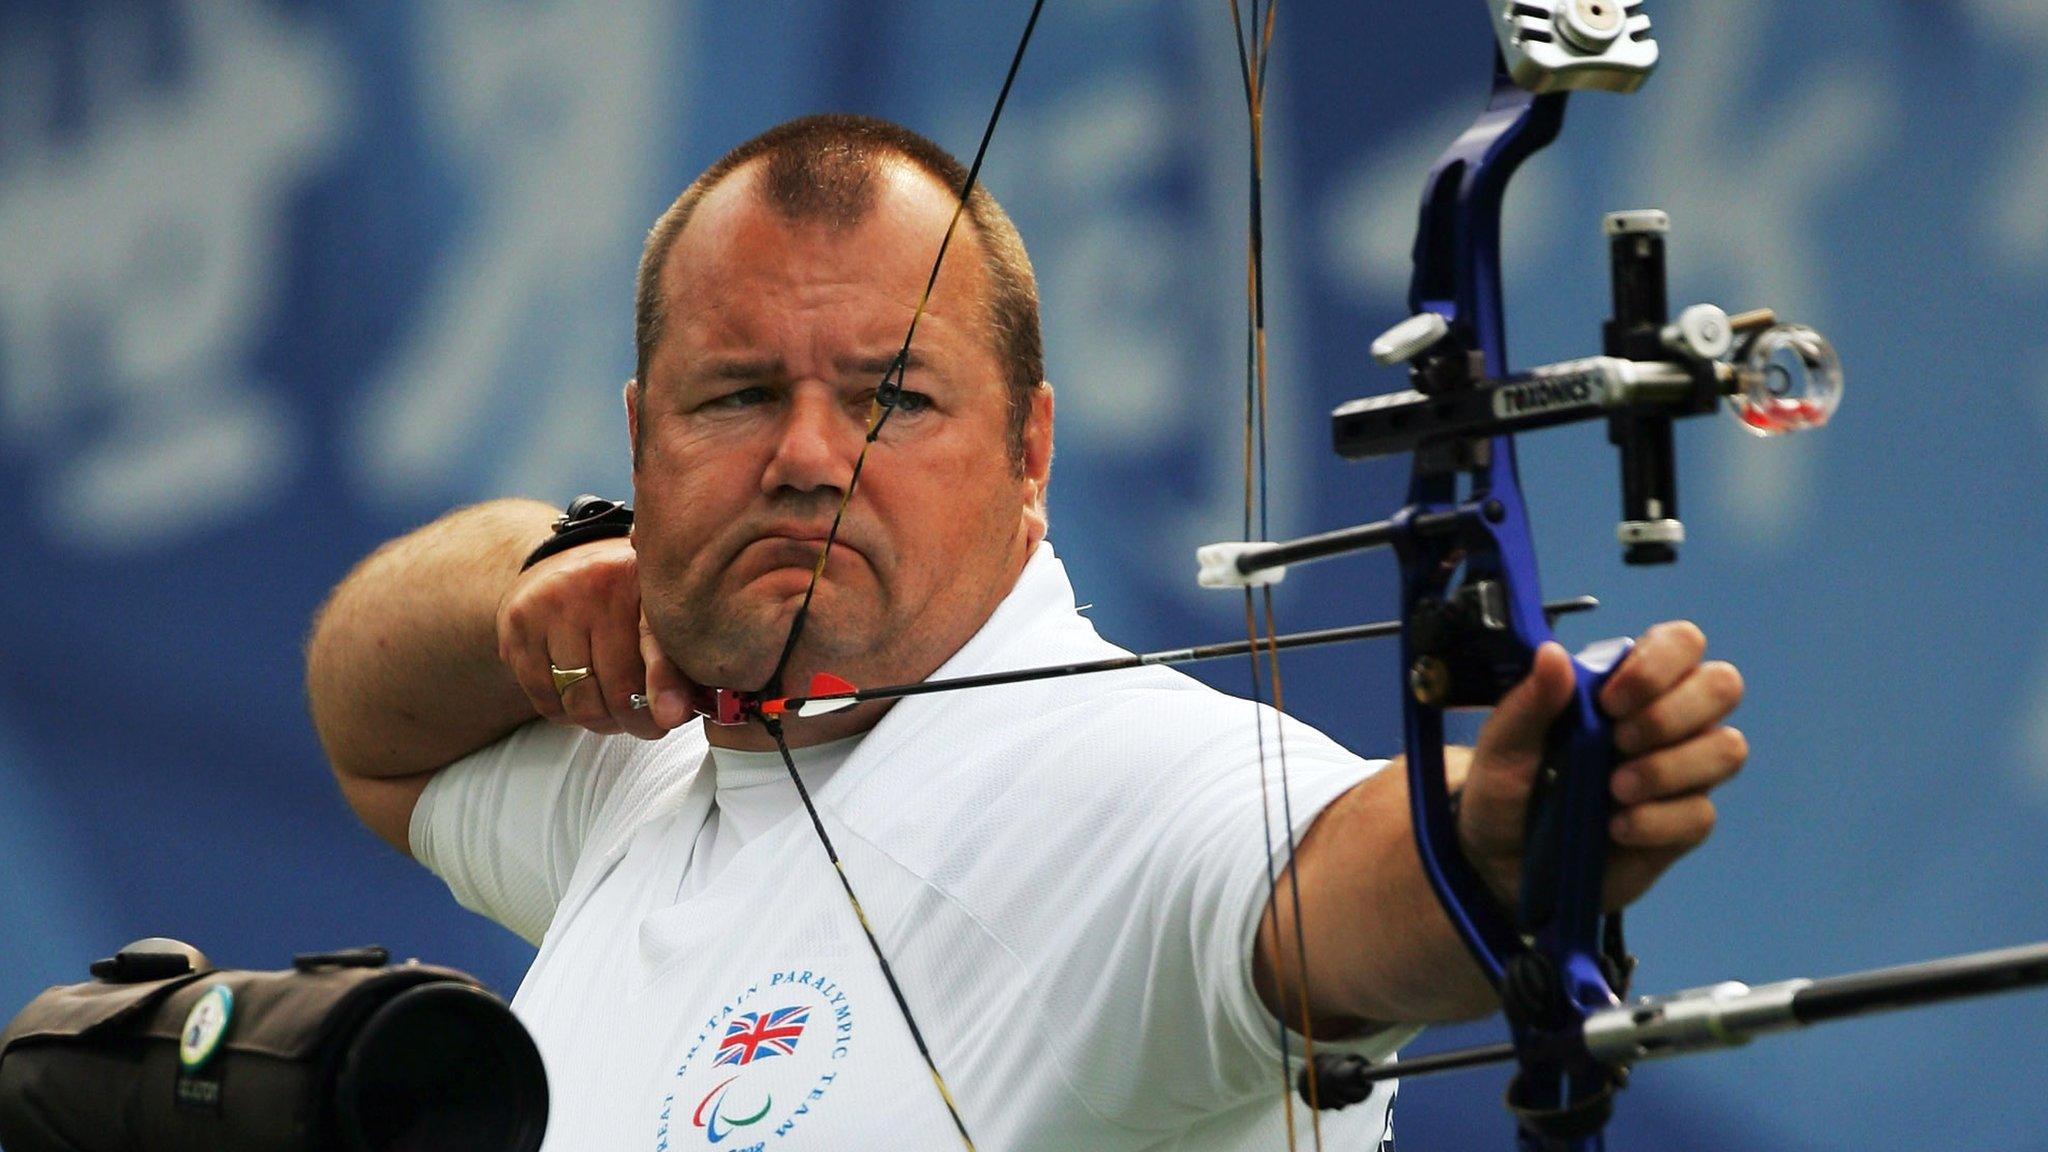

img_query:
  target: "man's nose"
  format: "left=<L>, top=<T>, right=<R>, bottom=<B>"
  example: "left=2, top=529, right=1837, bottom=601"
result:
left=761, top=385, right=863, bottom=496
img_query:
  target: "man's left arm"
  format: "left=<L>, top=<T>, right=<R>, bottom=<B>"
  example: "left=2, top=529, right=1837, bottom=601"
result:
left=1254, top=621, right=1746, bottom=1030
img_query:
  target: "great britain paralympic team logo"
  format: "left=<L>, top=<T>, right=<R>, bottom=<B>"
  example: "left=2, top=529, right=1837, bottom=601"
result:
left=656, top=970, right=855, bottom=1150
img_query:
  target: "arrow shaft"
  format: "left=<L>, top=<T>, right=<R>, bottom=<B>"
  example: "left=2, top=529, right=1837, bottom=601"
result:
left=775, top=596, right=1598, bottom=712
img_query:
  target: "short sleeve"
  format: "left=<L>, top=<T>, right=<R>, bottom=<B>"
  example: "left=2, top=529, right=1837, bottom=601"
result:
left=863, top=679, right=1421, bottom=1133
left=408, top=721, right=623, bottom=945
left=1205, top=752, right=1424, bottom=1081
left=1145, top=724, right=1419, bottom=1105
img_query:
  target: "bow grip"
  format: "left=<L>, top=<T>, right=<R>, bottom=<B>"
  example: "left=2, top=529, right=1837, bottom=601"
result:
left=1495, top=641, right=1633, bottom=1152
left=1518, top=637, right=1632, bottom=993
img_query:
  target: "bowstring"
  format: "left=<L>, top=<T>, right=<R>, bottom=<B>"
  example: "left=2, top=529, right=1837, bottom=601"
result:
left=1230, top=2, right=1324, bottom=1148
left=750, top=4, right=1047, bottom=1148
left=765, top=718, right=978, bottom=1148
left=760, top=0, right=1047, bottom=702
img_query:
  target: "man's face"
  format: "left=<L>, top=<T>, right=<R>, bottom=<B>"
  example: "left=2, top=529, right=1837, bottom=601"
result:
left=630, top=161, right=1051, bottom=717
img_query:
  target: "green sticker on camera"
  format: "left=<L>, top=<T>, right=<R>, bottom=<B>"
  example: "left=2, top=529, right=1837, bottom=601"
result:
left=178, top=984, right=234, bottom=1072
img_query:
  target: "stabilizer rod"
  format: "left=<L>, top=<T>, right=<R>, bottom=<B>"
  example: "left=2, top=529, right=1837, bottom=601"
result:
left=1304, top=939, right=2048, bottom=1106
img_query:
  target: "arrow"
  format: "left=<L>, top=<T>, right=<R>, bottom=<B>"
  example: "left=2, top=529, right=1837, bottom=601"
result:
left=756, top=595, right=1600, bottom=718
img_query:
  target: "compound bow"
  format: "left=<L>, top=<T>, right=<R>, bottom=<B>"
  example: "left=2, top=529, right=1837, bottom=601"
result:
left=1196, top=4, right=2048, bottom=1151
left=1198, top=2, right=1829, bottom=1146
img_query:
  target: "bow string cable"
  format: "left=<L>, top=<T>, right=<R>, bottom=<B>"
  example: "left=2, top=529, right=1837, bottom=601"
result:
left=1228, top=3, right=1326, bottom=1147
left=750, top=4, right=1047, bottom=1149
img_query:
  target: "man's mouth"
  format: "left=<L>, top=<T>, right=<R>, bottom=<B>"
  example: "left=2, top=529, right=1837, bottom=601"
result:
left=760, top=524, right=833, bottom=544
left=738, top=526, right=870, bottom=575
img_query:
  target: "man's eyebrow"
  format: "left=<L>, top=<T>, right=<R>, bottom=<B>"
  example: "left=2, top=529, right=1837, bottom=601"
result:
left=691, top=352, right=924, bottom=382
left=697, top=356, right=785, bottom=381
left=842, top=350, right=926, bottom=377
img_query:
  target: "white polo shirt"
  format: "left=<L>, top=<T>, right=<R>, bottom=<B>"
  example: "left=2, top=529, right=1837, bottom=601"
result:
left=412, top=542, right=1409, bottom=1150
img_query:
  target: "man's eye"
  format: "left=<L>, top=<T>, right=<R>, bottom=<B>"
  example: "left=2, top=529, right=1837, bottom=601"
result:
left=890, top=390, right=934, bottom=414
left=708, top=385, right=772, bottom=409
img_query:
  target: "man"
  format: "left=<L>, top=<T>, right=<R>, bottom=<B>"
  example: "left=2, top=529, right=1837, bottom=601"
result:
left=306, top=115, right=1745, bottom=1149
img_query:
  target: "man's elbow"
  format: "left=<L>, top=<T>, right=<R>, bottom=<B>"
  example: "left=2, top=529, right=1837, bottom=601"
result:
left=305, top=595, right=422, bottom=853
left=332, top=763, right=435, bottom=858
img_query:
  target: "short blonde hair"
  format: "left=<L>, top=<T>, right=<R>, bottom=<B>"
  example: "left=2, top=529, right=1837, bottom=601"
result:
left=633, top=113, right=1042, bottom=460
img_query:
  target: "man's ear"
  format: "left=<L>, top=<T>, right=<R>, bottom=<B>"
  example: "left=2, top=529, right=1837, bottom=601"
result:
left=1024, top=381, right=1056, bottom=553
left=1023, top=380, right=1054, bottom=512
left=625, top=378, right=641, bottom=468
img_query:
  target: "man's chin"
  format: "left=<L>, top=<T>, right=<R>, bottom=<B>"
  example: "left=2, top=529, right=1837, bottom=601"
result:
left=647, top=611, right=783, bottom=694
left=660, top=622, right=839, bottom=696
left=742, top=565, right=829, bottom=603
left=652, top=576, right=884, bottom=690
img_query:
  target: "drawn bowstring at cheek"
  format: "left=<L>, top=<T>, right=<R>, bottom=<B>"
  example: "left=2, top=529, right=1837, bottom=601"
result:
left=756, top=347, right=909, bottom=700
left=868, top=348, right=908, bottom=439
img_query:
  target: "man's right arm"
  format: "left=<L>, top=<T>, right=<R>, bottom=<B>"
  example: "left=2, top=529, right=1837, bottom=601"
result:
left=308, top=496, right=681, bottom=855
left=306, top=500, right=560, bottom=854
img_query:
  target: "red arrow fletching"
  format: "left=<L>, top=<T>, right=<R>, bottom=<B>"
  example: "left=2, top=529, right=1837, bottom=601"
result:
left=797, top=672, right=861, bottom=717
left=808, top=672, right=858, bottom=698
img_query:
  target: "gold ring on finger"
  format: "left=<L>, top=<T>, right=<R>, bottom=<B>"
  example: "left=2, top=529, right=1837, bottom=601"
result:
left=550, top=664, right=594, bottom=695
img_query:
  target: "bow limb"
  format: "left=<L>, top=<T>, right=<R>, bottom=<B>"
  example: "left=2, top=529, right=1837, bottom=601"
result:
left=1388, top=56, right=1631, bottom=1152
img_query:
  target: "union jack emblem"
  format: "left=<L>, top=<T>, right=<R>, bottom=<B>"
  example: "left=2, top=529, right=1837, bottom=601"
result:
left=714, top=1005, right=810, bottom=1067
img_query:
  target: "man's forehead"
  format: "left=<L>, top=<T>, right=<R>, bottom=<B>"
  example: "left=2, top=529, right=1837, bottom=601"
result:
left=654, top=161, right=995, bottom=372
left=670, top=158, right=977, bottom=280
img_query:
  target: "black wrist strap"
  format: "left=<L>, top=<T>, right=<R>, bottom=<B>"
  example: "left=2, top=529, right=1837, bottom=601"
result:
left=521, top=495, right=633, bottom=571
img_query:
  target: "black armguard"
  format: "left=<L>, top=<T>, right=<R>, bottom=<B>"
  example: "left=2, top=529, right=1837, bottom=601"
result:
left=521, top=494, right=633, bottom=571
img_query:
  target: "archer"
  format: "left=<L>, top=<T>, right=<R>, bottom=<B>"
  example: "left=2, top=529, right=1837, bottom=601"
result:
left=304, top=113, right=1742, bottom=1150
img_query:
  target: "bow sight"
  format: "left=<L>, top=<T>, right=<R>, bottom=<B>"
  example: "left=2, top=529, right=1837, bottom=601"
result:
left=1340, top=210, right=1843, bottom=566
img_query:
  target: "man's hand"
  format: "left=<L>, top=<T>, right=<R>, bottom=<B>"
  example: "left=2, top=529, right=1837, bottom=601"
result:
left=1458, top=621, right=1746, bottom=912
left=496, top=538, right=693, bottom=739
left=1251, top=620, right=1744, bottom=1026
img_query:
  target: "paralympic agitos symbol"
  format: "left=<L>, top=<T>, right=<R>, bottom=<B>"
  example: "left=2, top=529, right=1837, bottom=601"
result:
left=692, top=1076, right=773, bottom=1144
left=677, top=3, right=2048, bottom=1151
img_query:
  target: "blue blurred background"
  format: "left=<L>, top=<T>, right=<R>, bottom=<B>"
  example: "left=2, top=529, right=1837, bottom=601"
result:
left=1, top=1, right=2044, bottom=1148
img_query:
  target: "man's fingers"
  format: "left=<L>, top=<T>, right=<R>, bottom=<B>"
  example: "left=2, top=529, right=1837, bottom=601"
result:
left=500, top=580, right=586, bottom=725
left=503, top=623, right=570, bottom=724
left=1609, top=792, right=1717, bottom=851
left=1611, top=660, right=1743, bottom=756
left=641, top=615, right=692, bottom=730
left=1610, top=725, right=1747, bottom=805
left=1600, top=727, right=1739, bottom=906
left=557, top=675, right=618, bottom=734
left=1598, top=620, right=1707, bottom=720
left=1472, top=642, right=1576, bottom=770
left=546, top=632, right=621, bottom=735
left=493, top=540, right=647, bottom=735
left=592, top=614, right=663, bottom=739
